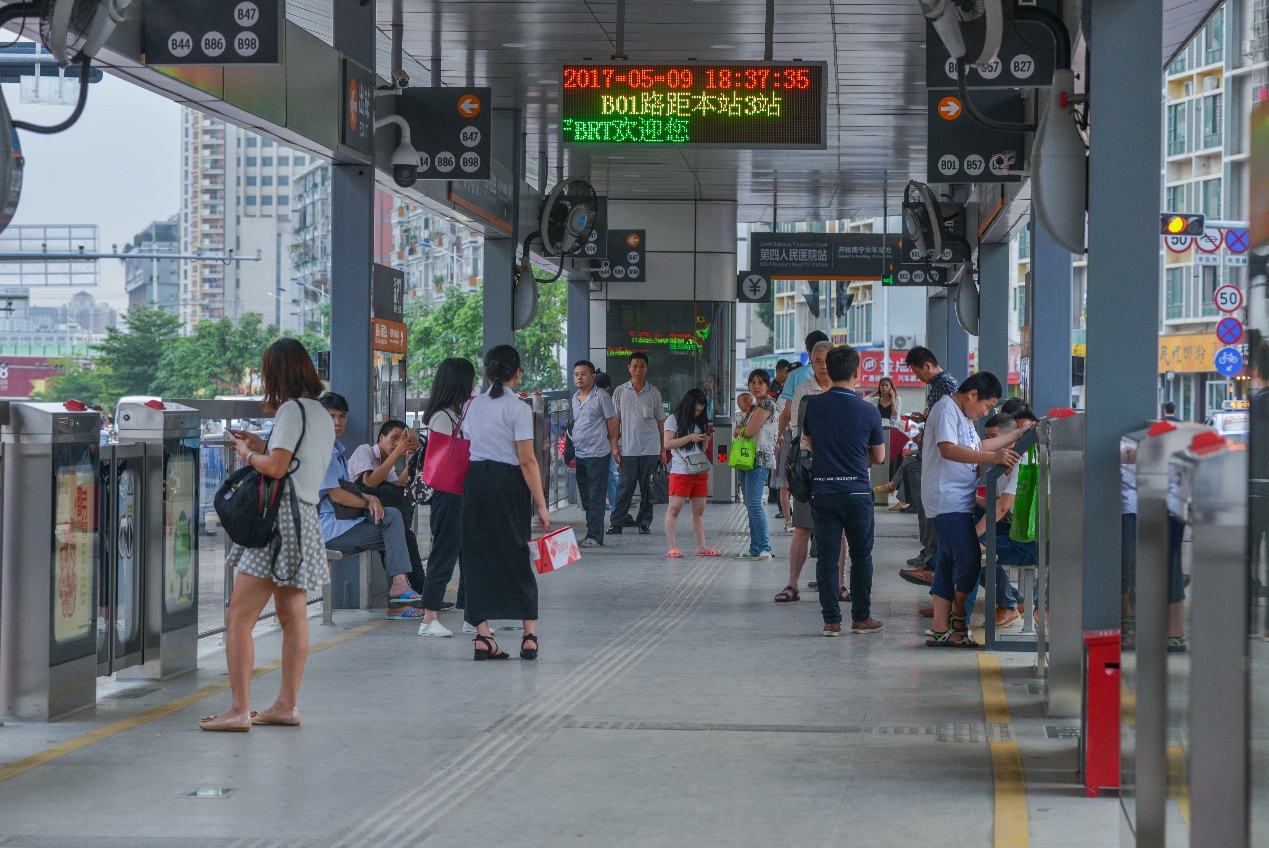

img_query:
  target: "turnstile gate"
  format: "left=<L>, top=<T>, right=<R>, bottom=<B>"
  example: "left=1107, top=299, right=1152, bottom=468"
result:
left=96, top=443, right=147, bottom=677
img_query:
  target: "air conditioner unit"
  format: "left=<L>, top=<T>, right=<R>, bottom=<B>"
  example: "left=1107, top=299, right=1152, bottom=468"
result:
left=890, top=335, right=914, bottom=351
left=1203, top=76, right=1220, bottom=92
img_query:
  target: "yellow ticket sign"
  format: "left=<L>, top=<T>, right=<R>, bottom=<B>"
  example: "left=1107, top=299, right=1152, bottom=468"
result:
left=1158, top=333, right=1216, bottom=373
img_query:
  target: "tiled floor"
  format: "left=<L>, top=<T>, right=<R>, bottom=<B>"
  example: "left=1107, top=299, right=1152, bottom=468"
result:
left=0, top=500, right=1122, bottom=846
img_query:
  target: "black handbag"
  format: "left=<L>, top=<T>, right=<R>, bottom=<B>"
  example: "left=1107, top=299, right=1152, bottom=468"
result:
left=785, top=397, right=814, bottom=503
left=648, top=463, right=671, bottom=505
left=215, top=400, right=308, bottom=549
left=403, top=432, right=433, bottom=505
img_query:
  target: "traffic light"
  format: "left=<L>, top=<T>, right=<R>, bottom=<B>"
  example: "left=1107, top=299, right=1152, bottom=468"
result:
left=803, top=281, right=821, bottom=318
left=1160, top=213, right=1205, bottom=236
left=835, top=286, right=855, bottom=319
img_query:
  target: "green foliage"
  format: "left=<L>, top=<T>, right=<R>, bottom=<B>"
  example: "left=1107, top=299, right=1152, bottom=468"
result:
left=32, top=358, right=115, bottom=408
left=514, top=280, right=565, bottom=394
left=756, top=300, right=774, bottom=333
left=155, top=313, right=283, bottom=398
left=94, top=305, right=183, bottom=398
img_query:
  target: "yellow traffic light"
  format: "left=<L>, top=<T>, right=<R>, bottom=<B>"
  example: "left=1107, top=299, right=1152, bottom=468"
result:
left=1166, top=216, right=1186, bottom=234
left=1160, top=212, right=1206, bottom=236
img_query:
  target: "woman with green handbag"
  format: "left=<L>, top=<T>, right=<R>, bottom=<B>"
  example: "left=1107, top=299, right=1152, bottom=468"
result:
left=732, top=369, right=780, bottom=560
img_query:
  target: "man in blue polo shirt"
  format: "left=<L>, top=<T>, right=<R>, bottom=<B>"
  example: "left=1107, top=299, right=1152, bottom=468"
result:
left=802, top=345, right=886, bottom=636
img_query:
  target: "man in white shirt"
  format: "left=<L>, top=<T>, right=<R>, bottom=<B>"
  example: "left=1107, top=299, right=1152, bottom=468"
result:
left=921, top=372, right=1026, bottom=647
left=609, top=352, right=666, bottom=535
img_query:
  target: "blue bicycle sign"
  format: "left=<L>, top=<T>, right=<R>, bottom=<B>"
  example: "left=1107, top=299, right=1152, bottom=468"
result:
left=1215, top=346, right=1244, bottom=377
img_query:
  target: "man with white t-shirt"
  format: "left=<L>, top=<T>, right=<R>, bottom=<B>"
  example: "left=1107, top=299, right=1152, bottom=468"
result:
left=921, top=372, right=1027, bottom=647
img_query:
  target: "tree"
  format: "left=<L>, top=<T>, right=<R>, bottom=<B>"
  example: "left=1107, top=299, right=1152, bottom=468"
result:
left=514, top=280, right=565, bottom=393
left=33, top=357, right=116, bottom=408
left=94, top=305, right=183, bottom=398
left=157, top=313, right=283, bottom=397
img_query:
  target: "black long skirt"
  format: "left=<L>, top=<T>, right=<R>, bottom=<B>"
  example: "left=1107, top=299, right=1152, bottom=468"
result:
left=461, top=460, right=537, bottom=625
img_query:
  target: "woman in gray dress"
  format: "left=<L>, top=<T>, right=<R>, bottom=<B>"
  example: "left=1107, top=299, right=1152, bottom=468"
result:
left=199, top=339, right=334, bottom=731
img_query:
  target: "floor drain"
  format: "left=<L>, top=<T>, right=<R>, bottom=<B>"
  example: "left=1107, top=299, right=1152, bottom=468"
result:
left=1044, top=726, right=1080, bottom=739
left=182, top=787, right=237, bottom=799
left=104, top=687, right=162, bottom=700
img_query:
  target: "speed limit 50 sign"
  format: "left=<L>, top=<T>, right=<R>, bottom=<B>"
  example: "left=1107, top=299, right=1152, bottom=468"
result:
left=1214, top=284, right=1244, bottom=314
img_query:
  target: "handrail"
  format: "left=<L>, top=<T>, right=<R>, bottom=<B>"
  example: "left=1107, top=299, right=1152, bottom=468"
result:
left=163, top=398, right=269, bottom=419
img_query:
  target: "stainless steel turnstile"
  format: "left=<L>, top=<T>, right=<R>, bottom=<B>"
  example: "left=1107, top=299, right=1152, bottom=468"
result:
left=96, top=442, right=147, bottom=677
left=1118, top=421, right=1211, bottom=848
left=710, top=414, right=733, bottom=503
left=1168, top=435, right=1248, bottom=847
left=0, top=402, right=103, bottom=720
left=114, top=401, right=200, bottom=680
left=1038, top=409, right=1086, bottom=717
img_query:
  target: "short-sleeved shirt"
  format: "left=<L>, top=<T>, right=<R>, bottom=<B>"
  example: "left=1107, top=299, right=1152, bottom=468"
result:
left=613, top=380, right=665, bottom=457
left=790, top=376, right=829, bottom=433
left=925, top=370, right=959, bottom=411
left=921, top=394, right=980, bottom=518
left=736, top=396, right=779, bottom=469
left=803, top=387, right=885, bottom=495
left=266, top=398, right=336, bottom=505
left=570, top=387, right=617, bottom=459
left=464, top=389, right=534, bottom=465
left=662, top=413, right=707, bottom=475
left=318, top=441, right=364, bottom=542
left=347, top=443, right=399, bottom=484
left=781, top=363, right=812, bottom=400
left=427, top=406, right=461, bottom=438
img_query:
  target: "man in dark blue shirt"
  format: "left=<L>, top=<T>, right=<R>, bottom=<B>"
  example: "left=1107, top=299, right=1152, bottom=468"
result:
left=802, top=345, right=886, bottom=635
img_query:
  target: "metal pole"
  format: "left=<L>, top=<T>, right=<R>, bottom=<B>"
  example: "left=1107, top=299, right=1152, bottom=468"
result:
left=614, top=0, right=626, bottom=59
left=882, top=181, right=890, bottom=377
left=764, top=0, right=775, bottom=61
left=150, top=256, right=157, bottom=306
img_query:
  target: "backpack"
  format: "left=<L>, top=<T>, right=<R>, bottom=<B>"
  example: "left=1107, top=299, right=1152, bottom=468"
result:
left=215, top=400, right=308, bottom=555
left=785, top=396, right=814, bottom=503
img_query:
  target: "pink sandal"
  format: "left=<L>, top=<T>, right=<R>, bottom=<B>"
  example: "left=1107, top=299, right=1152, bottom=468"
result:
left=666, top=549, right=684, bottom=558
left=695, top=548, right=721, bottom=557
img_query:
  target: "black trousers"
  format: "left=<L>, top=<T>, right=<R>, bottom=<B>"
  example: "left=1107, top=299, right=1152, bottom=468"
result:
left=574, top=455, right=611, bottom=542
left=610, top=454, right=660, bottom=530
left=423, top=490, right=462, bottom=611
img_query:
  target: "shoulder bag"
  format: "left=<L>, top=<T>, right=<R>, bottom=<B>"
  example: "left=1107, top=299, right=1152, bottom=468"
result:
left=422, top=399, right=473, bottom=495
left=785, top=396, right=814, bottom=502
left=683, top=446, right=712, bottom=475
left=215, top=400, right=308, bottom=552
left=728, top=435, right=757, bottom=471
left=404, top=426, right=434, bottom=506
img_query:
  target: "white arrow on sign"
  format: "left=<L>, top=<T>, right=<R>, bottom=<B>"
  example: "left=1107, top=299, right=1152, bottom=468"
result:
left=939, top=98, right=961, bottom=119
left=1196, top=228, right=1223, bottom=253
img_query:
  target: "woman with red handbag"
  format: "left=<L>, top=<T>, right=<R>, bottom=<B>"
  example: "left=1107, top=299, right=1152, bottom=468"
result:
left=459, top=345, right=552, bottom=661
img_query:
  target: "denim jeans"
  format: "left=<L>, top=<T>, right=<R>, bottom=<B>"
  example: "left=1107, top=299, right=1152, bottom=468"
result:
left=738, top=466, right=771, bottom=554
left=326, top=506, right=413, bottom=579
left=811, top=491, right=875, bottom=623
left=607, top=456, right=619, bottom=509
left=574, top=455, right=611, bottom=543
left=930, top=512, right=981, bottom=602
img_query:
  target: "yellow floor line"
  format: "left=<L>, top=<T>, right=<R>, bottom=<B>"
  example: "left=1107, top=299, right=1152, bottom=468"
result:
left=979, top=653, right=1028, bottom=847
left=0, top=619, right=385, bottom=786
left=1167, top=744, right=1191, bottom=827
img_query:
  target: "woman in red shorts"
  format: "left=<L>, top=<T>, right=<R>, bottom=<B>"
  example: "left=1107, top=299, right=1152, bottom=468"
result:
left=662, top=388, right=720, bottom=558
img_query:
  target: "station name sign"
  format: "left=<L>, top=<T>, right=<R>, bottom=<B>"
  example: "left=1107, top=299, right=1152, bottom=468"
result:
left=560, top=62, right=826, bottom=148
left=750, top=232, right=898, bottom=280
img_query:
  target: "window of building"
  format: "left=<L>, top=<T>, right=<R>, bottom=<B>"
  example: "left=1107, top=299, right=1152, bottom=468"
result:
left=245, top=176, right=256, bottom=187
left=1168, top=54, right=1188, bottom=75
left=247, top=137, right=257, bottom=147
left=246, top=196, right=257, bottom=205
left=278, top=195, right=289, bottom=205
left=278, top=175, right=289, bottom=186
left=1167, top=103, right=1187, bottom=156
left=262, top=176, right=273, bottom=186
left=262, top=139, right=273, bottom=147
left=262, top=196, right=273, bottom=205
left=1202, top=94, right=1222, bottom=148
left=1201, top=266, right=1220, bottom=317
left=1202, top=178, right=1221, bottom=217
left=263, top=157, right=273, bottom=166
left=1165, top=184, right=1187, bottom=214
left=246, top=156, right=257, bottom=167
left=1165, top=267, right=1186, bottom=320
left=1204, top=12, right=1223, bottom=65
left=294, top=155, right=305, bottom=165
left=279, top=156, right=290, bottom=166
left=845, top=285, right=873, bottom=346
left=1017, top=226, right=1030, bottom=261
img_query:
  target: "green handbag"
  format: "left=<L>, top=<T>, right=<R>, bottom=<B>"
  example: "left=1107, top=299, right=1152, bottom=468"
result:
left=728, top=436, right=757, bottom=471
left=1009, top=449, right=1039, bottom=543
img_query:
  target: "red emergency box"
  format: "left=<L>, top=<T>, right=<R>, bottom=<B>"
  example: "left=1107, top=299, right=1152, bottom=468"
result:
left=1082, top=629, right=1121, bottom=796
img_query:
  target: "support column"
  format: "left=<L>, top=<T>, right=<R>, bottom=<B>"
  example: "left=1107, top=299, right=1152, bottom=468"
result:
left=330, top=0, right=375, bottom=446
left=567, top=272, right=590, bottom=369
left=1031, top=216, right=1074, bottom=414
left=946, top=294, right=970, bottom=379
left=483, top=109, right=521, bottom=353
left=1084, top=0, right=1161, bottom=632
left=978, top=243, right=1010, bottom=383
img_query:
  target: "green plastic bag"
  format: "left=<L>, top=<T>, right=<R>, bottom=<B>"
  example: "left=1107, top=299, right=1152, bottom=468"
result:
left=1009, top=456, right=1038, bottom=543
left=728, top=436, right=757, bottom=471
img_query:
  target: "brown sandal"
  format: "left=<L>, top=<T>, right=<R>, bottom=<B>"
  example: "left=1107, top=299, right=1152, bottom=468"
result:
left=774, top=585, right=800, bottom=602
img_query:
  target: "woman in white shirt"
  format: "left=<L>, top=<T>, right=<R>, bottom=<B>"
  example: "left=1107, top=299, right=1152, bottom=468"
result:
left=460, top=345, right=551, bottom=661
left=415, top=357, right=476, bottom=638
left=201, top=338, right=334, bottom=732
left=662, top=388, right=720, bottom=558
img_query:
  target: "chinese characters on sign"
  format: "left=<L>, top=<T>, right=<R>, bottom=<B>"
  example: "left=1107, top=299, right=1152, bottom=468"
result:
left=750, top=232, right=899, bottom=279
left=1157, top=333, right=1216, bottom=373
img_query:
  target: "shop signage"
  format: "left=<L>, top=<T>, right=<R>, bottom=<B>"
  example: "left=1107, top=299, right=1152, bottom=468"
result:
left=341, top=59, right=375, bottom=156
left=1158, top=333, right=1216, bottom=374
left=749, top=232, right=898, bottom=280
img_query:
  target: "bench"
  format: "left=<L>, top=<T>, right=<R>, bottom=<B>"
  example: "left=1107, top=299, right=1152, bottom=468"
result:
left=322, top=549, right=373, bottom=625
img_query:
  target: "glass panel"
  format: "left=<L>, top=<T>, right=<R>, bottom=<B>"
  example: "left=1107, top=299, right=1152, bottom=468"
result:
left=115, top=461, right=142, bottom=646
left=1203, top=96, right=1223, bottom=149
left=52, top=443, right=98, bottom=646
left=163, top=440, right=198, bottom=615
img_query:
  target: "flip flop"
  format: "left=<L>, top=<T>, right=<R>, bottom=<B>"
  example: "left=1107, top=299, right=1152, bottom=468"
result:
left=386, top=607, right=427, bottom=620
left=389, top=590, right=423, bottom=604
left=695, top=548, right=721, bottom=557
left=666, top=549, right=684, bottom=558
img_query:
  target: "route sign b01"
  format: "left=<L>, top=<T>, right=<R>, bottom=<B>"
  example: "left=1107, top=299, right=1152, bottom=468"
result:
left=1215, top=284, right=1244, bottom=313
left=926, top=89, right=1023, bottom=183
left=395, top=87, right=493, bottom=180
left=143, top=1, right=281, bottom=65
left=1215, top=346, right=1245, bottom=377
left=737, top=272, right=771, bottom=303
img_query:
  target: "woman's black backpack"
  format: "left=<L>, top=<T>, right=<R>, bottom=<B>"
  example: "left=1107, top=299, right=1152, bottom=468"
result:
left=215, top=401, right=308, bottom=549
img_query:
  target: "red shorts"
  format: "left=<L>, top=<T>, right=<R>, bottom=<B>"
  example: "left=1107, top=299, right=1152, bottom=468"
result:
left=669, top=472, right=710, bottom=498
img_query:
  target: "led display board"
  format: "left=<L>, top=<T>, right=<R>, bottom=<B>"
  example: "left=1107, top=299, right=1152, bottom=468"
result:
left=561, top=62, right=826, bottom=148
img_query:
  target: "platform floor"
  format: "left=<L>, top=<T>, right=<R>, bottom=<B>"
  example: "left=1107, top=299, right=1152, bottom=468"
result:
left=0, top=501, right=1121, bottom=847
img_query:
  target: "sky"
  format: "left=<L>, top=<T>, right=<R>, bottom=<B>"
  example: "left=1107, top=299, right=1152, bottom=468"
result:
left=3, top=68, right=182, bottom=309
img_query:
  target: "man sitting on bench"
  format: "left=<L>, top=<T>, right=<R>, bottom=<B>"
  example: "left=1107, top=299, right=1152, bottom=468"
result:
left=318, top=392, right=422, bottom=620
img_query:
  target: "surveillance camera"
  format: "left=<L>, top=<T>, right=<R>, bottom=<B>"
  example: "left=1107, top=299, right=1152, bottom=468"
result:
left=391, top=140, right=419, bottom=187
left=990, top=151, right=1016, bottom=173
left=391, top=69, right=410, bottom=89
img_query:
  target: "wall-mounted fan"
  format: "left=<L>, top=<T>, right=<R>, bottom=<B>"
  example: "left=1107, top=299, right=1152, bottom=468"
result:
left=903, top=180, right=944, bottom=262
left=42, top=0, right=132, bottom=67
left=513, top=178, right=599, bottom=329
left=918, top=0, right=1003, bottom=70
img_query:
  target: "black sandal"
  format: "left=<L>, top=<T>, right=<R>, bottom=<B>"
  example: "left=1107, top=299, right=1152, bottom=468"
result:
left=520, top=633, right=539, bottom=661
left=473, top=635, right=509, bottom=661
left=774, top=585, right=800, bottom=602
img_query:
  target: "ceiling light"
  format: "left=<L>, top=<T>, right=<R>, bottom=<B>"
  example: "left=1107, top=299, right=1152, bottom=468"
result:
left=538, top=78, right=556, bottom=84
left=503, top=42, right=530, bottom=48
left=710, top=44, right=735, bottom=49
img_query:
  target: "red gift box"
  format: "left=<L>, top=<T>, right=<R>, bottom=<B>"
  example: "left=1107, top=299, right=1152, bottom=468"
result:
left=531, top=527, right=581, bottom=574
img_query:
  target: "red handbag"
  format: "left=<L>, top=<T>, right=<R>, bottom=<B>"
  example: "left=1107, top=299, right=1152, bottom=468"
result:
left=422, top=401, right=472, bottom=495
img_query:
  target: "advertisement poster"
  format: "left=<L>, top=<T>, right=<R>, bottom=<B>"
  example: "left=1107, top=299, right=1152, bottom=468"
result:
left=164, top=449, right=196, bottom=614
left=53, top=449, right=95, bottom=644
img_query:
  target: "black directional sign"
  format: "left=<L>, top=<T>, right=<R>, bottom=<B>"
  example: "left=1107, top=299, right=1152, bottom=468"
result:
left=927, top=90, right=1024, bottom=183
left=395, top=87, right=493, bottom=180
left=581, top=197, right=609, bottom=261
left=143, top=0, right=281, bottom=66
left=737, top=272, right=771, bottom=303
left=592, top=230, right=645, bottom=282
left=925, top=8, right=1056, bottom=90
left=749, top=232, right=897, bottom=280
left=341, top=59, right=375, bottom=156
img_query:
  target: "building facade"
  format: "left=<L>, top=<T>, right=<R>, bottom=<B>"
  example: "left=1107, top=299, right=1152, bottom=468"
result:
left=123, top=215, right=180, bottom=312
left=389, top=199, right=483, bottom=302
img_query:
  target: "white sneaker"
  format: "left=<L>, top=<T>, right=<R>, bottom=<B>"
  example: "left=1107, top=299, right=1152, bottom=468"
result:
left=417, top=620, right=453, bottom=638
left=462, top=622, right=478, bottom=635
